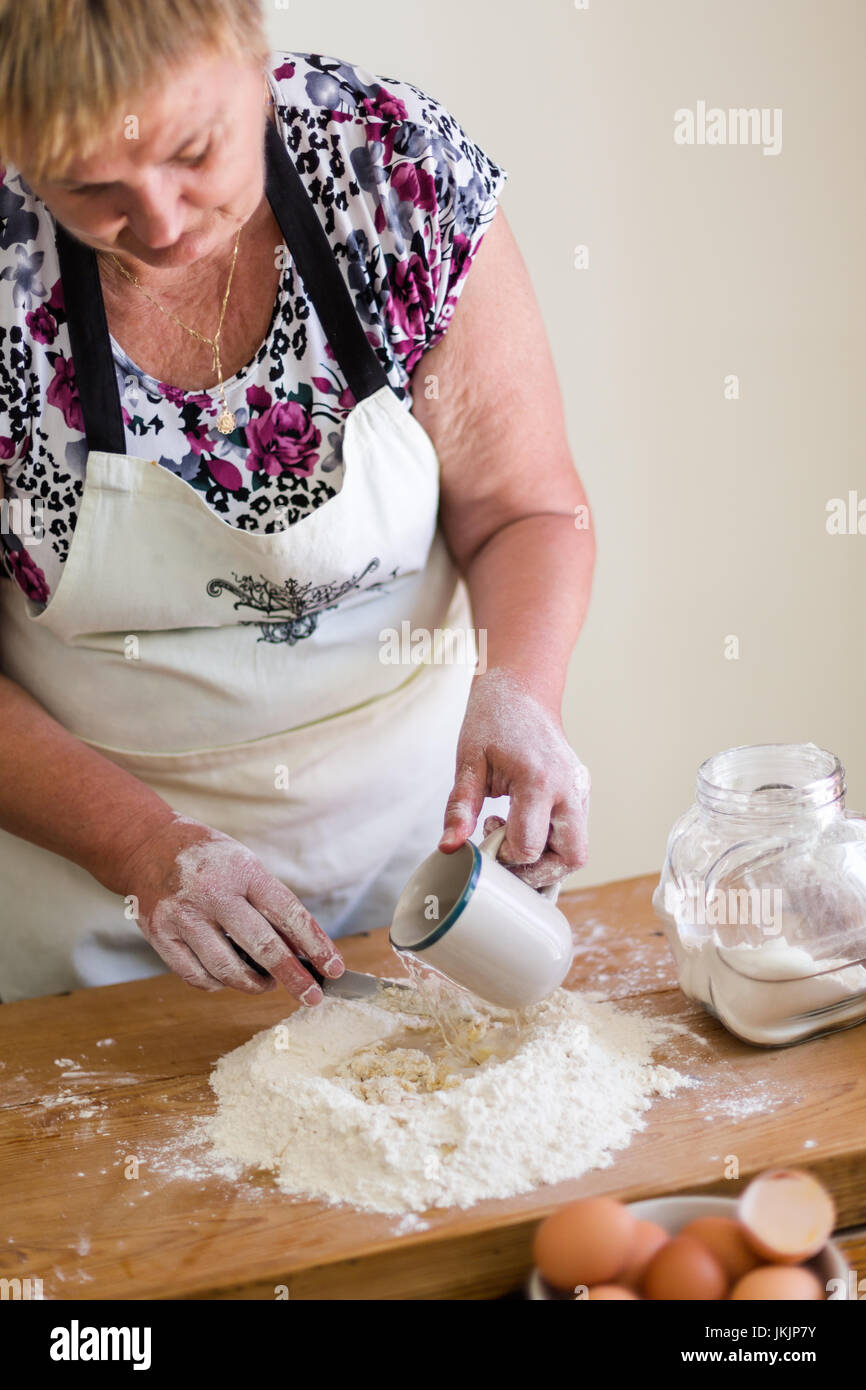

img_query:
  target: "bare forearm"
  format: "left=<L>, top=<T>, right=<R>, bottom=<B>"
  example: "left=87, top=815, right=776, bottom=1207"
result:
left=0, top=673, right=175, bottom=893
left=462, top=513, right=595, bottom=715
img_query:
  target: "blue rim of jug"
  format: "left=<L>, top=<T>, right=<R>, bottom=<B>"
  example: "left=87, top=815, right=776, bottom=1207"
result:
left=390, top=843, right=482, bottom=953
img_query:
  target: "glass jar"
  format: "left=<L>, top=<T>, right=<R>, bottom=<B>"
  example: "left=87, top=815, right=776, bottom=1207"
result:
left=653, top=743, right=866, bottom=1046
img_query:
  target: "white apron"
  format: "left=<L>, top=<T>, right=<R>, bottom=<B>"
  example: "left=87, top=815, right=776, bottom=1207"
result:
left=0, top=120, right=475, bottom=1001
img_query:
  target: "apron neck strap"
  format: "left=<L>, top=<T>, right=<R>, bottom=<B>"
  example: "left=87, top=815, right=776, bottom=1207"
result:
left=263, top=119, right=390, bottom=406
left=55, top=114, right=393, bottom=457
left=55, top=222, right=127, bottom=455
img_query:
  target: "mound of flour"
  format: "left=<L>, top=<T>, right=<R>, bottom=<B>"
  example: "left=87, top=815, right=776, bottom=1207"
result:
left=207, top=979, right=693, bottom=1214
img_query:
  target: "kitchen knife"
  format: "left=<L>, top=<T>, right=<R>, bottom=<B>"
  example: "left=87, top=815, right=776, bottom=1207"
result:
left=229, top=939, right=411, bottom=999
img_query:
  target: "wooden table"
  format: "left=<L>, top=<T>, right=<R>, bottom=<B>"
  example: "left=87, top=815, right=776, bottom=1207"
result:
left=1, top=874, right=864, bottom=1299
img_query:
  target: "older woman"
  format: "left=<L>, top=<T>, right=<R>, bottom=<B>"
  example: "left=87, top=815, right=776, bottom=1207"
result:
left=0, top=0, right=594, bottom=1003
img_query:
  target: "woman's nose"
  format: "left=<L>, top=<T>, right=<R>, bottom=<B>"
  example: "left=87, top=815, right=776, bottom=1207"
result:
left=124, top=175, right=188, bottom=248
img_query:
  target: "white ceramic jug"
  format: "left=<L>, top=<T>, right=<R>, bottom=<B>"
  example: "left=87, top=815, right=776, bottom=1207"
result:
left=390, top=825, right=574, bottom=1008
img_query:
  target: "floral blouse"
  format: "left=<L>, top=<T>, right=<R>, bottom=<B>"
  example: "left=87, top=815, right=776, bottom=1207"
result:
left=0, top=51, right=508, bottom=606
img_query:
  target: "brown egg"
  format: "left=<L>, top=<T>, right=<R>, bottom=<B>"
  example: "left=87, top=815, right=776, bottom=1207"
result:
left=587, top=1284, right=640, bottom=1299
left=738, top=1169, right=835, bottom=1264
left=679, top=1217, right=762, bottom=1282
left=642, top=1235, right=729, bottom=1300
left=533, top=1197, right=638, bottom=1291
left=730, top=1265, right=824, bottom=1301
left=620, top=1220, right=670, bottom=1288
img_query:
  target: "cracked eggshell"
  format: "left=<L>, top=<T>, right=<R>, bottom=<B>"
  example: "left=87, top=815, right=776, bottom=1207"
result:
left=737, top=1169, right=836, bottom=1265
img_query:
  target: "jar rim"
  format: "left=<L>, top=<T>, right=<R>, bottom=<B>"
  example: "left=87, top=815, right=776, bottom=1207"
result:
left=696, top=742, right=844, bottom=814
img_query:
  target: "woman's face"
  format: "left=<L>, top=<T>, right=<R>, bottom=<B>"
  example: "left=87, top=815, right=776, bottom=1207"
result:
left=20, top=50, right=269, bottom=271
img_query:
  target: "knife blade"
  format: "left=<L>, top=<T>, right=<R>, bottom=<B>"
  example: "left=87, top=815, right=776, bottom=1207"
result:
left=229, top=939, right=412, bottom=1000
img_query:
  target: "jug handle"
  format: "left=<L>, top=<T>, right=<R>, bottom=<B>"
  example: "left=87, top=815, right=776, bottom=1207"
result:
left=479, top=824, right=561, bottom=903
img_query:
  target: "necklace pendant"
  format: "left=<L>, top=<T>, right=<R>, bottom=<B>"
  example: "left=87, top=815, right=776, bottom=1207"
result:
left=216, top=407, right=236, bottom=435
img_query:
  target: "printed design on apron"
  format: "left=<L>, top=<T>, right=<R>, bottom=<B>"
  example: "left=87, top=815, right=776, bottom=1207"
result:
left=205, top=557, right=396, bottom=644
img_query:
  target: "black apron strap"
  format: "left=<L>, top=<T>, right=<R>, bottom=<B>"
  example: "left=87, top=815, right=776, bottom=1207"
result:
left=54, top=115, right=392, bottom=456
left=264, top=119, right=390, bottom=405
left=55, top=222, right=127, bottom=455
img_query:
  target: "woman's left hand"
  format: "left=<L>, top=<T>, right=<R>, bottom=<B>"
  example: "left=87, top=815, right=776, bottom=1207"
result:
left=438, top=667, right=590, bottom=888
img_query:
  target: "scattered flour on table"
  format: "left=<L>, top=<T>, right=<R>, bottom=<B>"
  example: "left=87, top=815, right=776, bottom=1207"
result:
left=569, top=917, right=681, bottom=997
left=207, top=974, right=697, bottom=1215
left=129, top=1119, right=252, bottom=1188
left=697, top=1077, right=790, bottom=1123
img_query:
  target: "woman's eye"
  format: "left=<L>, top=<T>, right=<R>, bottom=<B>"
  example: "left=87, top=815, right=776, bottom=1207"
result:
left=181, top=142, right=211, bottom=167
left=60, top=138, right=211, bottom=192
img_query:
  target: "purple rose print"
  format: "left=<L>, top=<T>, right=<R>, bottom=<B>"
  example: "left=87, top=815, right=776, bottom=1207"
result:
left=46, top=355, right=85, bottom=432
left=7, top=548, right=50, bottom=604
left=245, top=400, right=322, bottom=479
left=26, top=302, right=57, bottom=345
left=360, top=88, right=409, bottom=125
left=448, top=231, right=474, bottom=287
left=245, top=384, right=272, bottom=414
left=160, top=383, right=213, bottom=412
left=385, top=252, right=435, bottom=348
left=390, top=161, right=437, bottom=215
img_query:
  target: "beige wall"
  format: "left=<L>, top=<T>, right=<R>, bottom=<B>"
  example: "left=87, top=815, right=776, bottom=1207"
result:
left=266, top=2, right=866, bottom=887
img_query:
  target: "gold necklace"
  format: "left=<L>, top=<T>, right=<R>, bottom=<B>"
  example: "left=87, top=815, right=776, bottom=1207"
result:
left=106, top=223, right=243, bottom=435
left=103, top=81, right=274, bottom=436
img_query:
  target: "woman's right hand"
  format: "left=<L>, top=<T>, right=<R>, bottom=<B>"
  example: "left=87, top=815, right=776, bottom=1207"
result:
left=119, top=815, right=345, bottom=1001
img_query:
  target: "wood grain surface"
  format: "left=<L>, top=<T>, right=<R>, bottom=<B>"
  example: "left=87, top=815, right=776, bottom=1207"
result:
left=1, top=874, right=864, bottom=1300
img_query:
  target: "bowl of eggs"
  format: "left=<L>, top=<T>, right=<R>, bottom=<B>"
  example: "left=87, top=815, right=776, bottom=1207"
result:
left=528, top=1168, right=850, bottom=1300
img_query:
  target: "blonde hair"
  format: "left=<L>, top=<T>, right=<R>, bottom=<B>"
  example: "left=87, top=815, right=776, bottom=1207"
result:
left=0, top=0, right=271, bottom=180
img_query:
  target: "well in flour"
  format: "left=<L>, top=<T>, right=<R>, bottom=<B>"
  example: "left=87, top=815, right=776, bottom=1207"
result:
left=207, top=966, right=696, bottom=1215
